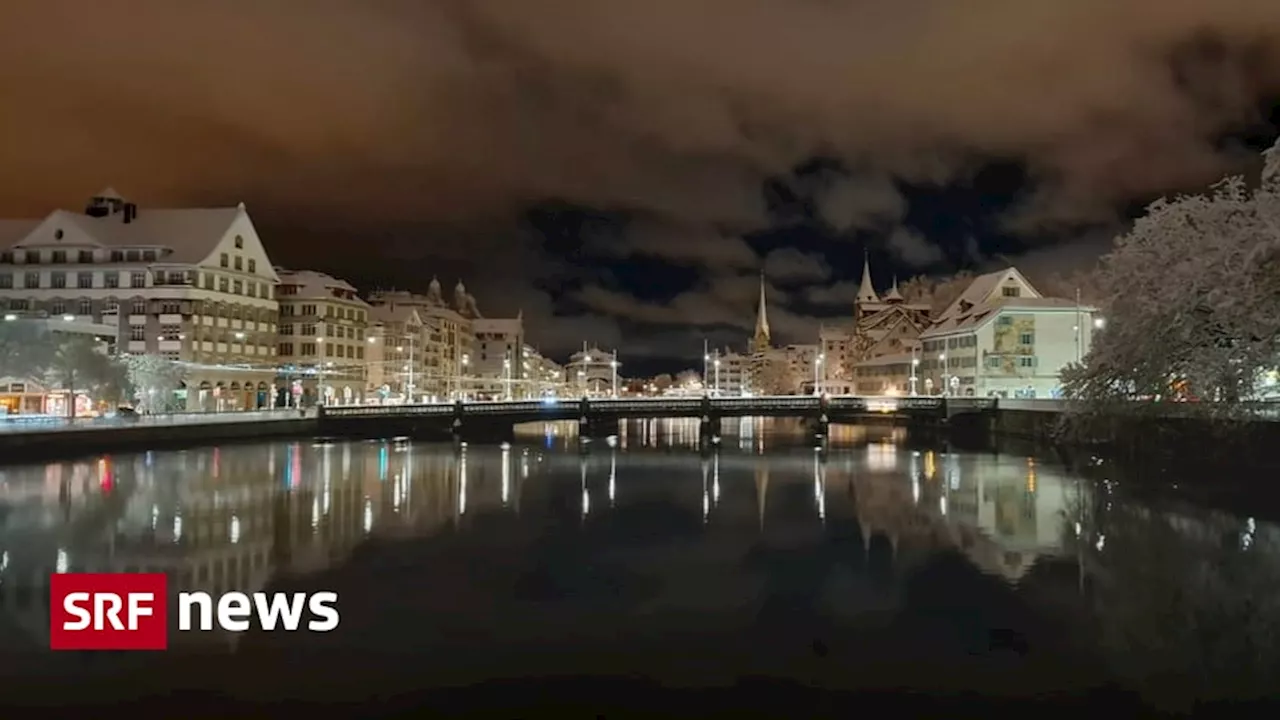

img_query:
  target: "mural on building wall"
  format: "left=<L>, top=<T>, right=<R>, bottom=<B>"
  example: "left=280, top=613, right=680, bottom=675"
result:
left=988, top=315, right=1035, bottom=376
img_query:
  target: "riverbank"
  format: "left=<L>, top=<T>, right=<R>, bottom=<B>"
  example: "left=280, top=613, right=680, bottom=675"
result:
left=0, top=416, right=319, bottom=464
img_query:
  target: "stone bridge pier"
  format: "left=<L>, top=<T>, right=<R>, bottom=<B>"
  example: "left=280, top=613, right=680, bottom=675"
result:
left=578, top=397, right=621, bottom=440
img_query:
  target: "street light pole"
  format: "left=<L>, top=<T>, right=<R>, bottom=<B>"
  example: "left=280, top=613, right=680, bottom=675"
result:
left=939, top=353, right=948, bottom=397
left=610, top=350, right=619, bottom=398
left=503, top=353, right=512, bottom=400
left=714, top=350, right=722, bottom=396
left=909, top=347, right=919, bottom=397
left=814, top=353, right=825, bottom=396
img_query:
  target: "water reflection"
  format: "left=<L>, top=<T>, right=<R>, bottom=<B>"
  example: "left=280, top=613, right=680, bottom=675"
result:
left=0, top=422, right=1274, bottom=704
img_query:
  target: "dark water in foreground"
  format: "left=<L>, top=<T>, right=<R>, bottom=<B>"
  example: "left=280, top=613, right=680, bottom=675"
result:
left=1, top=418, right=1278, bottom=712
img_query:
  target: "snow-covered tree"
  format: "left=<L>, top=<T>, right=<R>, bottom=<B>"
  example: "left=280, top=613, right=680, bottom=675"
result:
left=751, top=356, right=798, bottom=395
left=1064, top=143, right=1280, bottom=417
left=124, top=354, right=187, bottom=413
left=900, top=270, right=975, bottom=315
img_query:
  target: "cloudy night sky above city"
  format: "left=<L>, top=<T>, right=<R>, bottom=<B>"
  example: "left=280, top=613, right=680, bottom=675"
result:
left=3, top=0, right=1280, bottom=374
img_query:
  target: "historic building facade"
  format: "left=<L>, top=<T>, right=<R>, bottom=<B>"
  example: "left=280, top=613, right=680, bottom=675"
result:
left=0, top=189, right=280, bottom=410
left=274, top=269, right=370, bottom=406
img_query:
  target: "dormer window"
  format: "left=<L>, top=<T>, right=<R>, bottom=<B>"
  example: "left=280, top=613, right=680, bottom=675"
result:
left=78, top=250, right=93, bottom=263
left=142, top=250, right=157, bottom=262
left=234, top=235, right=244, bottom=249
left=110, top=250, right=124, bottom=262
left=1002, top=286, right=1020, bottom=298
left=54, top=229, right=64, bottom=240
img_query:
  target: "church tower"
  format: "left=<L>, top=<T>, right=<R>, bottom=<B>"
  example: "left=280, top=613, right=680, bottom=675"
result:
left=751, top=272, right=771, bottom=353
left=855, top=251, right=880, bottom=321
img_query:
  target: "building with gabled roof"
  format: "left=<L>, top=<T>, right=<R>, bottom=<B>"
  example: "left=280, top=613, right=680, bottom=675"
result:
left=819, top=254, right=931, bottom=394
left=274, top=269, right=371, bottom=407
left=915, top=267, right=1097, bottom=398
left=0, top=190, right=282, bottom=411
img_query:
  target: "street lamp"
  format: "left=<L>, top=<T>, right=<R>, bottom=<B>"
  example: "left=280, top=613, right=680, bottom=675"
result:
left=610, top=351, right=619, bottom=398
left=503, top=354, right=512, bottom=401
left=939, top=353, right=947, bottom=397
left=909, top=348, right=920, bottom=397
left=814, top=353, right=825, bottom=396
left=2, top=314, right=15, bottom=322
left=1093, top=317, right=1106, bottom=329
left=396, top=336, right=416, bottom=404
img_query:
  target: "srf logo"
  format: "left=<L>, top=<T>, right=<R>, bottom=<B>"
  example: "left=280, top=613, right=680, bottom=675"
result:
left=50, top=573, right=168, bottom=650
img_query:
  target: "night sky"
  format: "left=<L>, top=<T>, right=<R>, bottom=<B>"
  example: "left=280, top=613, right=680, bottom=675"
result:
left=3, top=1, right=1280, bottom=374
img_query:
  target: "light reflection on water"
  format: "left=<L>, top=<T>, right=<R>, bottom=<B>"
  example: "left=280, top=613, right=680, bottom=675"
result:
left=0, top=419, right=1274, bottom=703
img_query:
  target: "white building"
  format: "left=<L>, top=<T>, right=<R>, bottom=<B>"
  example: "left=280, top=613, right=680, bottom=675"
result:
left=469, top=317, right=525, bottom=400
left=366, top=305, right=429, bottom=403
left=0, top=189, right=281, bottom=411
left=274, top=269, right=371, bottom=406
left=568, top=345, right=620, bottom=397
left=706, top=348, right=750, bottom=396
left=916, top=267, right=1096, bottom=398
left=523, top=345, right=567, bottom=398
left=366, top=280, right=479, bottom=399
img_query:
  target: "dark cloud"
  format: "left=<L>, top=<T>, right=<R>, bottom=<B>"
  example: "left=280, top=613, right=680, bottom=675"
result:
left=885, top=227, right=945, bottom=268
left=762, top=248, right=831, bottom=283
left=4, top=0, right=1280, bottom=363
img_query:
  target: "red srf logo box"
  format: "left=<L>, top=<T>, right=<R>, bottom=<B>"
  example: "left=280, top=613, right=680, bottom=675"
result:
left=49, top=573, right=168, bottom=650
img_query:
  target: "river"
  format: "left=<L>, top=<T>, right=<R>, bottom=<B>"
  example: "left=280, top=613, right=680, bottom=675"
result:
left=0, top=418, right=1276, bottom=711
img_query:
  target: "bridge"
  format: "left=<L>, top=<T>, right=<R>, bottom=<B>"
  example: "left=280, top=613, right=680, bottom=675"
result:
left=317, top=395, right=999, bottom=443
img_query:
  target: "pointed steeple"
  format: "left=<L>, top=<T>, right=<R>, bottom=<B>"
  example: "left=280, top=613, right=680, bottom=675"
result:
left=857, top=251, right=879, bottom=305
left=751, top=272, right=771, bottom=352
left=884, top=275, right=903, bottom=302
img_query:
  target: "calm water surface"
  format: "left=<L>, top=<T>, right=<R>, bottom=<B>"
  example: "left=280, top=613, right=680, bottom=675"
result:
left=1, top=418, right=1277, bottom=708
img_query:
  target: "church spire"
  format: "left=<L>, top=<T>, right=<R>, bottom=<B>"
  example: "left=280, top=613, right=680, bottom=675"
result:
left=751, top=271, right=771, bottom=352
left=857, top=250, right=879, bottom=305
left=884, top=274, right=903, bottom=302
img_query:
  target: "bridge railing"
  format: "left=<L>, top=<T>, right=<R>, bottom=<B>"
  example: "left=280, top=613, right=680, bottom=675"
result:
left=0, top=407, right=312, bottom=434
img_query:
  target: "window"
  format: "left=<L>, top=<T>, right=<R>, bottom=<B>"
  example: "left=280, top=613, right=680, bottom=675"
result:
left=126, top=250, right=140, bottom=262
left=234, top=235, right=244, bottom=249
left=301, top=343, right=316, bottom=356
left=247, top=259, right=256, bottom=273
left=22, top=251, right=38, bottom=263
left=997, top=315, right=1012, bottom=326
left=51, top=250, right=66, bottom=264
left=219, top=277, right=229, bottom=293
left=0, top=274, right=10, bottom=289
left=278, top=342, right=294, bottom=356
left=78, top=299, right=93, bottom=316
left=301, top=324, right=316, bottom=336
left=301, top=304, right=317, bottom=316
left=50, top=300, right=66, bottom=315
left=168, top=271, right=185, bottom=285
left=7, top=299, right=28, bottom=311
left=78, top=250, right=93, bottom=263
left=130, top=327, right=145, bottom=342
left=279, top=324, right=295, bottom=336
left=233, top=280, right=243, bottom=295
left=142, top=250, right=157, bottom=262
left=130, top=272, right=146, bottom=288
left=132, top=299, right=148, bottom=315
left=1002, top=286, right=1020, bottom=297
left=105, top=272, right=119, bottom=289
left=234, top=256, right=242, bottom=271
left=0, top=251, right=12, bottom=263
left=110, top=250, right=124, bottom=262
left=77, top=272, right=93, bottom=289
left=1019, top=332, right=1034, bottom=345
left=325, top=344, right=334, bottom=357
left=247, top=283, right=256, bottom=298
left=220, top=253, right=229, bottom=268
left=1018, top=356, right=1036, bottom=368
left=50, top=272, right=66, bottom=289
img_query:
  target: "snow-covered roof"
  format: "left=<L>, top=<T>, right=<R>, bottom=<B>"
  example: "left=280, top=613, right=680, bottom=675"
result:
left=275, top=269, right=366, bottom=304
left=920, top=296, right=1091, bottom=338
left=933, top=267, right=1039, bottom=325
left=369, top=304, right=423, bottom=326
left=3, top=205, right=246, bottom=266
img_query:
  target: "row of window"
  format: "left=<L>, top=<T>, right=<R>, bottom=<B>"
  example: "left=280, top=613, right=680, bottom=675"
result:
left=1, top=248, right=161, bottom=264
left=278, top=305, right=368, bottom=323
left=0, top=269, right=273, bottom=299
left=278, top=323, right=366, bottom=341
left=277, top=342, right=367, bottom=360
left=217, top=252, right=257, bottom=274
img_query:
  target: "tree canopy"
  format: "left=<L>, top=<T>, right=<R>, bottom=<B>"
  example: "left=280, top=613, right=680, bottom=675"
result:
left=1063, top=144, right=1280, bottom=416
